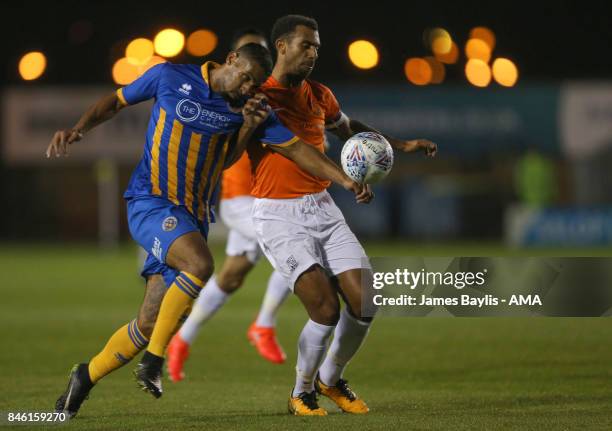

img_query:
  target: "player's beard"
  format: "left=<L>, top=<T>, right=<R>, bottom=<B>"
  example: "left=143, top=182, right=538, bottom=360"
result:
left=286, top=62, right=314, bottom=85
left=285, top=70, right=310, bottom=86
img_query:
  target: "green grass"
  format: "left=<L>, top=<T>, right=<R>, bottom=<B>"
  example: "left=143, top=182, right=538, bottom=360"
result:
left=1, top=242, right=612, bottom=430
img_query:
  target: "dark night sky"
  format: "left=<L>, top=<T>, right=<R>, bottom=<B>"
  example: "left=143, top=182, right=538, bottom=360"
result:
left=3, top=0, right=611, bottom=85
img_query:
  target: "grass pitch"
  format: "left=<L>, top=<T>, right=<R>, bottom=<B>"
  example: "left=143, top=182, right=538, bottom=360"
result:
left=1, top=242, right=611, bottom=430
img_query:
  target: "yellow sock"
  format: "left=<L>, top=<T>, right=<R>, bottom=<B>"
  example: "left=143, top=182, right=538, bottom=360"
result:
left=147, top=272, right=204, bottom=357
left=88, top=319, right=148, bottom=383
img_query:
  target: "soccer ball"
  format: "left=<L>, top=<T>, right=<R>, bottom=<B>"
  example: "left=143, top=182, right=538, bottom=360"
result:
left=340, top=132, right=394, bottom=184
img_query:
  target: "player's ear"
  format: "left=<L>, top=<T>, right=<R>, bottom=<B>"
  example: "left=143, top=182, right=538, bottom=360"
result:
left=226, top=51, right=238, bottom=66
left=275, top=38, right=286, bottom=55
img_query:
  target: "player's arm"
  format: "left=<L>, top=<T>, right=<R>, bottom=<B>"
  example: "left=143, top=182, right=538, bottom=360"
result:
left=327, top=112, right=437, bottom=157
left=225, top=94, right=270, bottom=168
left=46, top=92, right=126, bottom=158
left=270, top=140, right=373, bottom=204
left=46, top=63, right=165, bottom=158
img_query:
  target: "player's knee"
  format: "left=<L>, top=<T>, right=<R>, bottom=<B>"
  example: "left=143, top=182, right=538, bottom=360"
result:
left=183, top=258, right=214, bottom=283
left=312, top=297, right=340, bottom=325
left=345, top=297, right=367, bottom=320
left=217, top=271, right=244, bottom=294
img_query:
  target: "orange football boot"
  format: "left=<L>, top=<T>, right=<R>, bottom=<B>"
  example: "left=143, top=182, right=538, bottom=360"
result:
left=166, top=333, right=190, bottom=383
left=288, top=390, right=327, bottom=416
left=247, top=321, right=286, bottom=364
left=315, top=375, right=369, bottom=414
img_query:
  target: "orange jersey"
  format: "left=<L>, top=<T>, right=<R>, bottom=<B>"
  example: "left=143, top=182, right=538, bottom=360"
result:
left=249, top=77, right=342, bottom=199
left=221, top=151, right=252, bottom=199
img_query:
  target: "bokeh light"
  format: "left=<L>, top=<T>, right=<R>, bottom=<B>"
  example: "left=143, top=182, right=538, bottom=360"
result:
left=465, top=38, right=492, bottom=63
left=18, top=51, right=47, bottom=81
left=428, top=28, right=452, bottom=55
left=348, top=40, right=379, bottom=69
left=492, top=58, right=518, bottom=87
left=424, top=57, right=445, bottom=84
left=126, top=38, right=154, bottom=65
left=154, top=28, right=185, bottom=57
left=465, top=59, right=491, bottom=87
left=435, top=41, right=459, bottom=64
left=112, top=57, right=140, bottom=85
left=470, top=26, right=496, bottom=51
left=138, top=56, right=167, bottom=74
left=187, top=29, right=218, bottom=57
left=404, top=58, right=432, bottom=86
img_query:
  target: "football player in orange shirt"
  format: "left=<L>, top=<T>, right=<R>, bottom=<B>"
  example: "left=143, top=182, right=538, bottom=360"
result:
left=167, top=29, right=292, bottom=381
left=248, top=15, right=436, bottom=416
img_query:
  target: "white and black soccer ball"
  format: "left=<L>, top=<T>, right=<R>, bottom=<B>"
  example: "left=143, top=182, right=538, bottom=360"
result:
left=340, top=132, right=394, bottom=184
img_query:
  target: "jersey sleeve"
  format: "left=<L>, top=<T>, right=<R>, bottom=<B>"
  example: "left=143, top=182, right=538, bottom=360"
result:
left=321, top=85, right=342, bottom=125
left=255, top=111, right=299, bottom=147
left=116, top=63, right=166, bottom=106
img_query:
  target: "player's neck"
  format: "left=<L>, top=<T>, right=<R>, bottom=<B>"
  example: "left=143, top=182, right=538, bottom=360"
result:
left=208, top=66, right=223, bottom=93
left=272, top=65, right=304, bottom=88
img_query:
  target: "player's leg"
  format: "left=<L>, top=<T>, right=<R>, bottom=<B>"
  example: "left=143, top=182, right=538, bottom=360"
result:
left=315, top=269, right=372, bottom=414
left=55, top=273, right=166, bottom=418
left=286, top=265, right=339, bottom=416
left=248, top=269, right=290, bottom=364
left=220, top=197, right=291, bottom=363
left=126, top=197, right=214, bottom=397
left=252, top=196, right=337, bottom=415
left=167, top=253, right=254, bottom=382
left=313, top=190, right=373, bottom=414
left=178, top=254, right=254, bottom=343
left=320, top=269, right=374, bottom=383
left=254, top=270, right=291, bottom=327
left=135, top=231, right=214, bottom=397
left=89, top=273, right=169, bottom=381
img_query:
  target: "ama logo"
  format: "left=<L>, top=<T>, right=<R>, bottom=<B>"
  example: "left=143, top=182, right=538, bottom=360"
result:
left=509, top=295, right=543, bottom=306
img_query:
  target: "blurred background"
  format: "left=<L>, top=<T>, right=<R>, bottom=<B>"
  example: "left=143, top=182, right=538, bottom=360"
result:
left=2, top=1, right=612, bottom=249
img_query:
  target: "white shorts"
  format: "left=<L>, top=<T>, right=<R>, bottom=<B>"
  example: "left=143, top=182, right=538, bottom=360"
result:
left=219, top=196, right=263, bottom=264
left=252, top=190, right=370, bottom=289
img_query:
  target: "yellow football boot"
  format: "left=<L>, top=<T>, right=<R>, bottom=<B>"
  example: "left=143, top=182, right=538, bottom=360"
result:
left=288, top=390, right=328, bottom=416
left=315, top=376, right=369, bottom=414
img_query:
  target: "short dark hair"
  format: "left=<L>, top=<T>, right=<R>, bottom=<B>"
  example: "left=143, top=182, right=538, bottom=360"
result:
left=230, top=27, right=267, bottom=50
left=270, top=14, right=318, bottom=46
left=235, top=43, right=273, bottom=75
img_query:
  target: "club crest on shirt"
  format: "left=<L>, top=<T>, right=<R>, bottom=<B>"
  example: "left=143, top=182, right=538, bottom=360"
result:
left=162, top=216, right=178, bottom=232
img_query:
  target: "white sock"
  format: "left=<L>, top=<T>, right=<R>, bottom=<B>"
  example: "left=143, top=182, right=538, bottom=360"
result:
left=293, top=319, right=335, bottom=397
left=255, top=270, right=290, bottom=327
left=178, top=275, right=229, bottom=344
left=318, top=308, right=371, bottom=386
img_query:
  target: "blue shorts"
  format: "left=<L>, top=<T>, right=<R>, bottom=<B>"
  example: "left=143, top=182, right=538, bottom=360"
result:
left=127, top=196, right=209, bottom=287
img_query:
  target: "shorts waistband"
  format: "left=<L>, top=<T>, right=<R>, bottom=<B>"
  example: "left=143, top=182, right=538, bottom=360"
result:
left=253, top=190, right=329, bottom=205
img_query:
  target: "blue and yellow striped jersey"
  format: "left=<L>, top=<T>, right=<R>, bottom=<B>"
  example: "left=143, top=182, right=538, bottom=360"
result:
left=119, top=61, right=298, bottom=222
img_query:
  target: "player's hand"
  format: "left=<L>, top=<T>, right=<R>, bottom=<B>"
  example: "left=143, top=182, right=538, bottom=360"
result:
left=46, top=128, right=83, bottom=158
left=344, top=179, right=374, bottom=204
left=242, top=93, right=270, bottom=129
left=397, top=139, right=437, bottom=157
